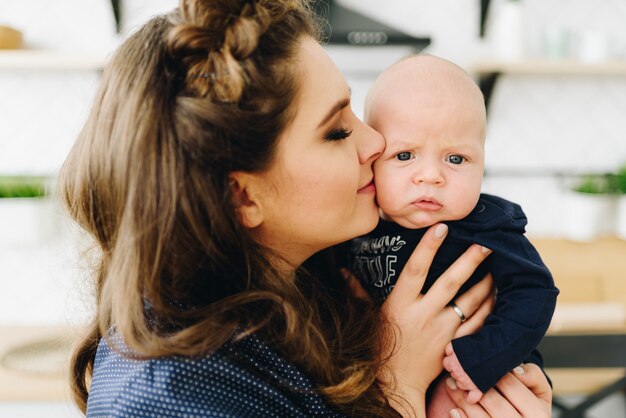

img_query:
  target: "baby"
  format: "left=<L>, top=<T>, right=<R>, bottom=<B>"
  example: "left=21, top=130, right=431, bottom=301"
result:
left=348, top=55, right=559, bottom=403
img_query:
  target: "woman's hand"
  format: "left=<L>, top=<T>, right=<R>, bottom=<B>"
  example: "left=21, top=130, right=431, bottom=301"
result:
left=446, top=363, right=552, bottom=418
left=378, top=223, right=494, bottom=417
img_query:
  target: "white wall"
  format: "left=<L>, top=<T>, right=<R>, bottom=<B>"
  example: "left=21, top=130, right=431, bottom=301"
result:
left=0, top=0, right=117, bottom=52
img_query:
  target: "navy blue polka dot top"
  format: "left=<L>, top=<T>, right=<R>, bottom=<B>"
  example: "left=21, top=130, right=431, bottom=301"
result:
left=87, top=332, right=343, bottom=417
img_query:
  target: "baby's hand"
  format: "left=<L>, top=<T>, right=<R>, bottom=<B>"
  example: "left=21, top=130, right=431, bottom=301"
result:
left=442, top=342, right=483, bottom=404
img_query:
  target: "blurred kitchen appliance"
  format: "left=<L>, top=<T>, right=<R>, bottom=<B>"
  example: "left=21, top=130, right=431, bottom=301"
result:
left=313, top=0, right=430, bottom=48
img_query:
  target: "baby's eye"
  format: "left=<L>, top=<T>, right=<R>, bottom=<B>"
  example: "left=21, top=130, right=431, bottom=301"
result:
left=446, top=155, right=465, bottom=165
left=395, top=152, right=413, bottom=161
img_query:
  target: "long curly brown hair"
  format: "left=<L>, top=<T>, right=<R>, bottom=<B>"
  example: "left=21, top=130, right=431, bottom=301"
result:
left=60, top=0, right=399, bottom=416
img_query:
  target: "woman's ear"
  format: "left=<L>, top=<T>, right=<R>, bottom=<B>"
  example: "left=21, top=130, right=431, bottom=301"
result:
left=229, top=172, right=264, bottom=229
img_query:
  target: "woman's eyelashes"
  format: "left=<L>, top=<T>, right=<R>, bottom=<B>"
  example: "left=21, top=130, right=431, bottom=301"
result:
left=325, top=126, right=353, bottom=141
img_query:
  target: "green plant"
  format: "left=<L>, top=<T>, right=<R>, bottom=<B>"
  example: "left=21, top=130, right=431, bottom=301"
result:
left=0, top=176, right=48, bottom=198
left=572, top=174, right=612, bottom=194
left=614, top=165, right=626, bottom=194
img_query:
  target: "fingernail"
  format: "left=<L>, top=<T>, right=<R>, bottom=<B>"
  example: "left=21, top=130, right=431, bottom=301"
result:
left=481, top=246, right=491, bottom=253
left=449, top=409, right=462, bottom=418
left=435, top=224, right=448, bottom=239
left=513, top=365, right=525, bottom=375
left=446, top=377, right=457, bottom=390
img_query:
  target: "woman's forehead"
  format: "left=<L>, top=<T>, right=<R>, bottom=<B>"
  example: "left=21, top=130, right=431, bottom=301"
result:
left=295, top=37, right=350, bottom=120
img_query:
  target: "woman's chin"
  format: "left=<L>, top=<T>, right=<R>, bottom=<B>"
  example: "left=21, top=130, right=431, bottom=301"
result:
left=359, top=208, right=382, bottom=235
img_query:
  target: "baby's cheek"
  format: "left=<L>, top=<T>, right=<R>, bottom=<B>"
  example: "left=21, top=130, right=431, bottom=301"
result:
left=373, top=177, right=397, bottom=210
left=375, top=190, right=397, bottom=215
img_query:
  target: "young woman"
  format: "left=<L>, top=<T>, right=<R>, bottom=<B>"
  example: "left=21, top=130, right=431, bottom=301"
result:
left=60, top=1, right=551, bottom=416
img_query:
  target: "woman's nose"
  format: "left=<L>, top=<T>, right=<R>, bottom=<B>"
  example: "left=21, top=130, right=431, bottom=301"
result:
left=357, top=122, right=384, bottom=164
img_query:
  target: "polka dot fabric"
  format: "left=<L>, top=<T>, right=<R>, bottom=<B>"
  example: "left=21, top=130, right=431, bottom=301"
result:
left=87, top=333, right=344, bottom=417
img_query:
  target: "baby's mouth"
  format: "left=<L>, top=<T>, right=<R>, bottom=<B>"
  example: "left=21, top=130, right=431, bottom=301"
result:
left=412, top=197, right=443, bottom=211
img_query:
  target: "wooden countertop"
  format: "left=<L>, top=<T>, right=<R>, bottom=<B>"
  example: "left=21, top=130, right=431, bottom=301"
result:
left=0, top=325, right=79, bottom=401
left=531, top=237, right=626, bottom=332
left=531, top=237, right=626, bottom=305
left=546, top=368, right=625, bottom=395
left=531, top=237, right=626, bottom=395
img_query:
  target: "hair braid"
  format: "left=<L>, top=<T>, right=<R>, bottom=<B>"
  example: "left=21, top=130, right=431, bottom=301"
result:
left=167, top=1, right=276, bottom=102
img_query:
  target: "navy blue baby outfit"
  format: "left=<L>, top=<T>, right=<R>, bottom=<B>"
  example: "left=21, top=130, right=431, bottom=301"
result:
left=87, top=332, right=343, bottom=417
left=349, top=193, right=559, bottom=393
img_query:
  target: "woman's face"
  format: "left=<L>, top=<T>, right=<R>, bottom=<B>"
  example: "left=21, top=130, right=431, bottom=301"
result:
left=253, top=37, right=384, bottom=267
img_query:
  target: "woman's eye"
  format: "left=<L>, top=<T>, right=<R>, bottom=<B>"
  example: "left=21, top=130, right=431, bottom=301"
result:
left=325, top=127, right=353, bottom=141
left=395, top=152, right=413, bottom=161
left=446, top=155, right=465, bottom=165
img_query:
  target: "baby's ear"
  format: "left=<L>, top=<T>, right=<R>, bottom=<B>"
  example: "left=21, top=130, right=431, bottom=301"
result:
left=229, top=172, right=264, bottom=229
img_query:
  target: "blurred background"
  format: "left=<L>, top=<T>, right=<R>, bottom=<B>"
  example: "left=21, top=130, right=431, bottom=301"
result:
left=0, top=0, right=625, bottom=416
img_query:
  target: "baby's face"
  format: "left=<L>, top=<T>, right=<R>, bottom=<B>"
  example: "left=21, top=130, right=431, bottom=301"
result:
left=369, top=83, right=486, bottom=229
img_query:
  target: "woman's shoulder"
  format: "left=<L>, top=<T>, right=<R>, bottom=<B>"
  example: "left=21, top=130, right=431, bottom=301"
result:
left=87, top=332, right=342, bottom=417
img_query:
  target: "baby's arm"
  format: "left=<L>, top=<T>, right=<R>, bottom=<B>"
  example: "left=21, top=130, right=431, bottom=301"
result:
left=443, top=342, right=483, bottom=404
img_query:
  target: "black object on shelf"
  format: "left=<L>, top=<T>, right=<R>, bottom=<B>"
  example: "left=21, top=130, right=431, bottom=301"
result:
left=109, top=0, right=431, bottom=48
left=478, top=71, right=500, bottom=111
left=110, top=0, right=121, bottom=33
left=313, top=0, right=431, bottom=48
left=538, top=333, right=626, bottom=418
left=480, top=0, right=491, bottom=37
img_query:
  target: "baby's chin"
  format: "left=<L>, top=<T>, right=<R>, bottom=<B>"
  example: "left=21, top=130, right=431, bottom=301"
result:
left=381, top=212, right=442, bottom=229
left=382, top=210, right=468, bottom=230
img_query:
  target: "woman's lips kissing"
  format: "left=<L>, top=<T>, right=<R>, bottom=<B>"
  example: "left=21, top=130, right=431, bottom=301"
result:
left=357, top=179, right=375, bottom=194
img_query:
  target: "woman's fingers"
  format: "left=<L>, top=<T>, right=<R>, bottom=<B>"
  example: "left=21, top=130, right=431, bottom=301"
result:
left=452, top=274, right=495, bottom=338
left=486, top=371, right=537, bottom=414
left=508, top=363, right=553, bottom=406
left=478, top=382, right=523, bottom=418
left=420, top=244, right=492, bottom=320
left=446, top=365, right=552, bottom=418
left=445, top=377, right=491, bottom=418
left=491, top=364, right=552, bottom=417
left=474, top=366, right=551, bottom=418
left=449, top=409, right=469, bottom=418
left=447, top=374, right=522, bottom=418
left=387, top=223, right=448, bottom=307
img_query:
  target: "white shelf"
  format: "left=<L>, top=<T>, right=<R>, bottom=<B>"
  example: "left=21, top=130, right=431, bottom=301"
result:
left=0, top=50, right=106, bottom=71
left=472, top=59, right=626, bottom=76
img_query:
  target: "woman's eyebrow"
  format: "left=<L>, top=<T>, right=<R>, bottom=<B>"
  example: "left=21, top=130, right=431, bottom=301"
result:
left=317, top=97, right=350, bottom=128
left=317, top=90, right=351, bottom=129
